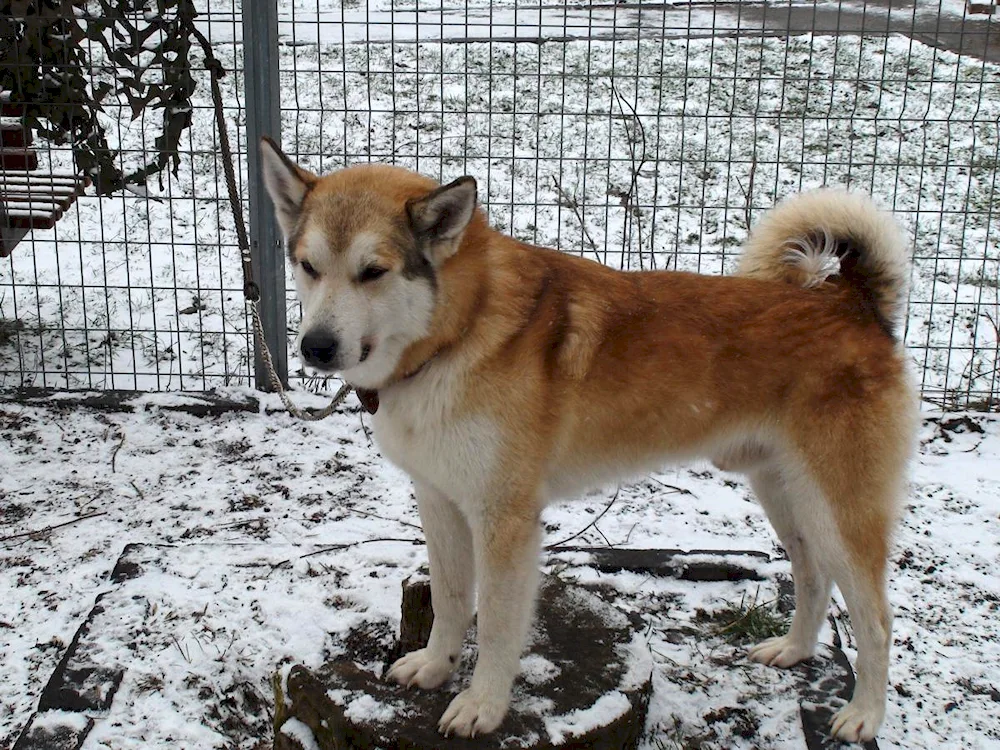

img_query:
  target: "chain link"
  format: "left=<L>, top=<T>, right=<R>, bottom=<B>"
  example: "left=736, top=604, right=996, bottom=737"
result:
left=250, top=301, right=353, bottom=420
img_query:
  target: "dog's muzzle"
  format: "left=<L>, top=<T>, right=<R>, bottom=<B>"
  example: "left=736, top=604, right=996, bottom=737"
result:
left=300, top=330, right=340, bottom=369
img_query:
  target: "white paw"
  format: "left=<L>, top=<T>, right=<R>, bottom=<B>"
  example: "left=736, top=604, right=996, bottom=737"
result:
left=438, top=686, right=509, bottom=738
left=831, top=699, right=883, bottom=743
left=386, top=648, right=455, bottom=690
left=747, top=635, right=814, bottom=668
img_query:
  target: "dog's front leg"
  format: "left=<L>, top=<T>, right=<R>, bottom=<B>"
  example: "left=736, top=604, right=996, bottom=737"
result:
left=438, top=503, right=541, bottom=738
left=388, top=482, right=474, bottom=689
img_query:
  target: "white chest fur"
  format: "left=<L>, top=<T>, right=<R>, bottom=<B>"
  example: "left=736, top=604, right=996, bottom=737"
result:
left=371, top=366, right=499, bottom=508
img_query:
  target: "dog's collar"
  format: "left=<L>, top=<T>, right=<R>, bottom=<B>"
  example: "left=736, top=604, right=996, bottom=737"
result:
left=353, top=349, right=442, bottom=415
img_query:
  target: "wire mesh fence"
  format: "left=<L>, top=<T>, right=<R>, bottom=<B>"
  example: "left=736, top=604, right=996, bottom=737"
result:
left=1, top=2, right=253, bottom=392
left=1, top=1, right=999, bottom=409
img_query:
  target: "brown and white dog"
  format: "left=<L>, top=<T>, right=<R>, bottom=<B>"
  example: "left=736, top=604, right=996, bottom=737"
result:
left=260, top=136, right=916, bottom=744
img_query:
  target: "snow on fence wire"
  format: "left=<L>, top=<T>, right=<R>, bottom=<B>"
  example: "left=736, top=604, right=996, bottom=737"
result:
left=0, top=1, right=998, bottom=410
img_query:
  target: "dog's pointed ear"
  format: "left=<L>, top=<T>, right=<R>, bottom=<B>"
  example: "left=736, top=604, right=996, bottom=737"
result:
left=406, top=176, right=478, bottom=264
left=260, top=136, right=318, bottom=239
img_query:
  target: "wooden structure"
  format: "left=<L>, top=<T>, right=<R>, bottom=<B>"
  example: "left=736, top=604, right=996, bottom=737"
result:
left=275, top=575, right=653, bottom=750
left=1, top=92, right=90, bottom=257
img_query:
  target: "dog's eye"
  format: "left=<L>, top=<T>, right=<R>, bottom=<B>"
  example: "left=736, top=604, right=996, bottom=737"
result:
left=359, top=266, right=388, bottom=284
left=300, top=260, right=319, bottom=279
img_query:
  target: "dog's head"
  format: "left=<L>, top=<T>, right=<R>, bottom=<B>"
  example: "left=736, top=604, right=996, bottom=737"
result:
left=260, top=137, right=478, bottom=389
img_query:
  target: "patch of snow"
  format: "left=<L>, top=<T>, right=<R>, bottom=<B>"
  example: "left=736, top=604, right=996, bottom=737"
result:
left=29, top=710, right=91, bottom=732
left=278, top=663, right=297, bottom=708
left=544, top=691, right=631, bottom=744
left=342, top=693, right=397, bottom=724
left=513, top=694, right=555, bottom=719
left=279, top=717, right=320, bottom=750
left=519, top=653, right=561, bottom=685
left=562, top=585, right=631, bottom=630
left=616, top=632, right=654, bottom=692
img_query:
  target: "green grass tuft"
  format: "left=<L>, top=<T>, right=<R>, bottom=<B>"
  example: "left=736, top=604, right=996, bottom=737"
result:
left=701, top=589, right=788, bottom=645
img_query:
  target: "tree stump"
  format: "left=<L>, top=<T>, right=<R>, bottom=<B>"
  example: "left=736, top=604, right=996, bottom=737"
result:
left=398, top=573, right=434, bottom=658
left=274, top=575, right=652, bottom=750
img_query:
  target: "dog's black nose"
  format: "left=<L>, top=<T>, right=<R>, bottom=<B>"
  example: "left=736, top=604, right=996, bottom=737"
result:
left=300, top=331, right=340, bottom=368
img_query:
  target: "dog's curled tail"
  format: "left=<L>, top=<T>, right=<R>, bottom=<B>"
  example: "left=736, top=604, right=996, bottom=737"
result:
left=738, top=189, right=909, bottom=337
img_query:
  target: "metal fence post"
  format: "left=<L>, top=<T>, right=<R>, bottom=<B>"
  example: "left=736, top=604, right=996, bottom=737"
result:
left=243, top=0, right=287, bottom=389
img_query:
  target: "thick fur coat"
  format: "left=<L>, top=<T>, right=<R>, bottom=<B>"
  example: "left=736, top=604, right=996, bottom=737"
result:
left=261, top=137, right=916, bottom=743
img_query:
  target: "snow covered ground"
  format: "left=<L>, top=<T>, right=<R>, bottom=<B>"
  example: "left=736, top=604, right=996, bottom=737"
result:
left=1, top=394, right=999, bottom=748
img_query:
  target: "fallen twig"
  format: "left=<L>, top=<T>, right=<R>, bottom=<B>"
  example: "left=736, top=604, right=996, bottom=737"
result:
left=298, top=537, right=424, bottom=559
left=171, top=633, right=191, bottom=663
left=545, top=487, right=621, bottom=550
left=110, top=427, right=126, bottom=473
left=0, top=511, right=108, bottom=544
left=267, top=537, right=426, bottom=573
left=343, top=506, right=423, bottom=532
left=648, top=476, right=695, bottom=496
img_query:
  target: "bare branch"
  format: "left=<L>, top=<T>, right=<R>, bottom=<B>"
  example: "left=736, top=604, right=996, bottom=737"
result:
left=1, top=511, right=109, bottom=544
left=551, top=175, right=603, bottom=262
left=545, top=487, right=621, bottom=550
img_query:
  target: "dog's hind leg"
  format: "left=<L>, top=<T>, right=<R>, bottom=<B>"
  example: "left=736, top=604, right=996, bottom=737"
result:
left=827, top=546, right=893, bottom=743
left=388, top=482, right=474, bottom=690
left=797, top=412, right=907, bottom=744
left=438, top=498, right=542, bottom=738
left=747, top=466, right=833, bottom=667
left=815, top=469, right=896, bottom=742
left=749, top=460, right=895, bottom=742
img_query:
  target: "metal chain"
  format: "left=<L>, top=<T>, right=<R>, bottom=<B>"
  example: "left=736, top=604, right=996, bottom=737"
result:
left=250, top=301, right=353, bottom=420
left=194, top=28, right=352, bottom=420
